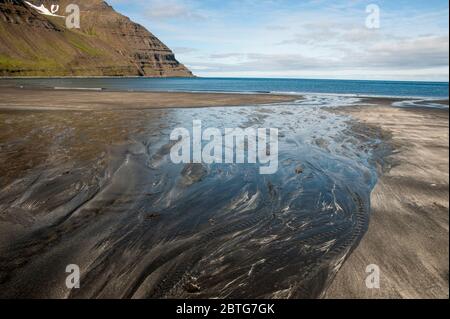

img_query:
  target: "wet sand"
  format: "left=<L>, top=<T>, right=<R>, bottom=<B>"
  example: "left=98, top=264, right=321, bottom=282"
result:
left=0, top=88, right=448, bottom=299
left=0, top=91, right=381, bottom=299
left=326, top=103, right=449, bottom=299
left=0, top=87, right=297, bottom=111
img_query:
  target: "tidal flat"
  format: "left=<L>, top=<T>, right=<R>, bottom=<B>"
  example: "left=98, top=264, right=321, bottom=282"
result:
left=0, top=88, right=447, bottom=299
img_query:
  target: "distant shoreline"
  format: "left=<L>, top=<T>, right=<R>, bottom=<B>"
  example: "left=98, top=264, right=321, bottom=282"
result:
left=0, top=86, right=448, bottom=113
left=0, top=85, right=448, bottom=106
left=0, top=87, right=299, bottom=111
left=0, top=76, right=448, bottom=84
left=0, top=77, right=448, bottom=101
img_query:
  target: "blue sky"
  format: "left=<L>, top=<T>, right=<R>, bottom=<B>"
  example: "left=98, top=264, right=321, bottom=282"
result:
left=109, top=0, right=449, bottom=81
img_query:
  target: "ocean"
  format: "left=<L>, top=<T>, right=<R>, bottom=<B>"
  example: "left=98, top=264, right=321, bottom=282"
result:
left=0, top=77, right=448, bottom=99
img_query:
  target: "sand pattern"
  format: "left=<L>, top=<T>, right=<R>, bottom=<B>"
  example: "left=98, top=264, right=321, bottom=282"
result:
left=0, top=96, right=385, bottom=298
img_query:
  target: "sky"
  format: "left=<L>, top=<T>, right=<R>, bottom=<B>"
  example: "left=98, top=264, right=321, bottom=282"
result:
left=108, top=0, right=449, bottom=81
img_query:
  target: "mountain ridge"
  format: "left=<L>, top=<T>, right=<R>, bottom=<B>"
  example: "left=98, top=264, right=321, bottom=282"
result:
left=0, top=0, right=194, bottom=77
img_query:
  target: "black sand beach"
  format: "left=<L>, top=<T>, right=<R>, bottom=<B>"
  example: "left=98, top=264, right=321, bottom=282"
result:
left=326, top=103, right=449, bottom=299
left=0, top=87, right=448, bottom=299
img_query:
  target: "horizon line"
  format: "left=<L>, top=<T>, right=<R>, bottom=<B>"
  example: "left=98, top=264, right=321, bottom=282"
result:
left=1, top=76, right=448, bottom=84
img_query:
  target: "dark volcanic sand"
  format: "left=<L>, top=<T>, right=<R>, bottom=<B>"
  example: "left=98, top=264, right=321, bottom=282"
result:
left=0, top=95, right=389, bottom=298
left=326, top=104, right=449, bottom=299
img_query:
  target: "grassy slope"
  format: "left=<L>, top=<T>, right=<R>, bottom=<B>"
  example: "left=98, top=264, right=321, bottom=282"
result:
left=0, top=15, right=137, bottom=76
left=0, top=0, right=192, bottom=77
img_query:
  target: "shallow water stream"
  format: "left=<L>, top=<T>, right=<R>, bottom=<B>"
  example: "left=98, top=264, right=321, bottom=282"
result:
left=0, top=97, right=387, bottom=298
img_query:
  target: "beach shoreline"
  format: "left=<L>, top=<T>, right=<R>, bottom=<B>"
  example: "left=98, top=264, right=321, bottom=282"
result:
left=0, top=87, right=299, bottom=111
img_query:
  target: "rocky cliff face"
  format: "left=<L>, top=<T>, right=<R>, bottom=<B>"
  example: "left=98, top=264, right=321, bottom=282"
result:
left=0, top=0, right=194, bottom=77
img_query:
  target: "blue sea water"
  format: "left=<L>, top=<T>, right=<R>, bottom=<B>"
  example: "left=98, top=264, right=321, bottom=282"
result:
left=0, top=77, right=448, bottom=99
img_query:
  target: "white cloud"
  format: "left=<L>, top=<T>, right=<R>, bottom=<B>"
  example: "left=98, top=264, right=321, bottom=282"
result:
left=363, top=35, right=449, bottom=68
left=144, top=0, right=206, bottom=21
left=109, top=0, right=450, bottom=81
left=172, top=46, right=198, bottom=54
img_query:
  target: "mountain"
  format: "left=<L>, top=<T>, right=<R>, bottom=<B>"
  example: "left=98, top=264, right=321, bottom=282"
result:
left=0, top=0, right=194, bottom=77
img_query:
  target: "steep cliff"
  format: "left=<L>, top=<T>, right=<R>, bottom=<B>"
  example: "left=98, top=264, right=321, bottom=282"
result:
left=0, top=0, right=194, bottom=77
